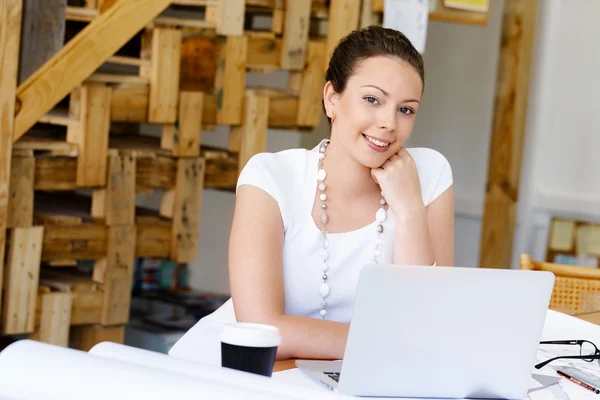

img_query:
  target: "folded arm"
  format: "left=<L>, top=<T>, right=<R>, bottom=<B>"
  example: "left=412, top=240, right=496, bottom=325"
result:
left=229, top=185, right=348, bottom=360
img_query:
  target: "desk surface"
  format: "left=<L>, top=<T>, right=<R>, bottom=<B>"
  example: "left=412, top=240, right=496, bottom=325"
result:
left=273, top=359, right=297, bottom=372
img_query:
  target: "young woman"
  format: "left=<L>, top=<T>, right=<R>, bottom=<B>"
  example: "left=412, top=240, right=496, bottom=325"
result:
left=169, top=25, right=454, bottom=365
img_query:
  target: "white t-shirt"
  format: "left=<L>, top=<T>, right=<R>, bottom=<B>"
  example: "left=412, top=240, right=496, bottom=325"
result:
left=168, top=139, right=453, bottom=365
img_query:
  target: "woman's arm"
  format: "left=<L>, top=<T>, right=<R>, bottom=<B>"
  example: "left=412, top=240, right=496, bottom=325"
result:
left=393, top=186, right=454, bottom=266
left=229, top=185, right=348, bottom=360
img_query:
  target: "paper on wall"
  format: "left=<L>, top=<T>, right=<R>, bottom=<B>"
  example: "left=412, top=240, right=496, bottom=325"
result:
left=383, top=0, right=429, bottom=54
left=549, top=220, right=575, bottom=251
left=443, top=0, right=489, bottom=12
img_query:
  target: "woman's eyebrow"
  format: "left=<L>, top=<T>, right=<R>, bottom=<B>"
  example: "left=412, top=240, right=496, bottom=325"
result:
left=361, top=85, right=420, bottom=104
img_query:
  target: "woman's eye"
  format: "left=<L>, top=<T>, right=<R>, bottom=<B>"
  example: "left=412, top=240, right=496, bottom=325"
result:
left=399, top=107, right=414, bottom=115
left=364, top=96, right=379, bottom=104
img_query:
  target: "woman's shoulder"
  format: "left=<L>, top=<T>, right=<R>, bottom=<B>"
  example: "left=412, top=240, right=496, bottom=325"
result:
left=236, top=146, right=317, bottom=227
left=405, top=147, right=453, bottom=206
left=239, top=146, right=316, bottom=186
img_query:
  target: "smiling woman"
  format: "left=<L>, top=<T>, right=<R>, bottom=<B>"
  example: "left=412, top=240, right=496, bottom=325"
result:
left=169, top=26, right=455, bottom=365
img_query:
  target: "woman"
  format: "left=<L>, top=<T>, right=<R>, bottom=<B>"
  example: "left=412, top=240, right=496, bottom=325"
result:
left=169, top=26, right=454, bottom=365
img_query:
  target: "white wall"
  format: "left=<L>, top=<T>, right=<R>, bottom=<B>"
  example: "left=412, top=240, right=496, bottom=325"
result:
left=516, top=0, right=600, bottom=266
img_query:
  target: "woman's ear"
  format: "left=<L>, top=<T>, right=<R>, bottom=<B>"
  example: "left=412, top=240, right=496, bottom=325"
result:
left=323, top=81, right=339, bottom=119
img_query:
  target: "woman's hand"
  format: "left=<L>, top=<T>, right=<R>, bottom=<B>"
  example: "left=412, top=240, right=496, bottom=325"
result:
left=371, top=148, right=424, bottom=217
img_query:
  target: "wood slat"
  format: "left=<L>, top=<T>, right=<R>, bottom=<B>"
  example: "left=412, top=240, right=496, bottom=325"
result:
left=325, top=0, right=360, bottom=72
left=297, top=39, right=326, bottom=126
left=280, top=0, right=311, bottom=70
left=478, top=0, right=537, bottom=269
left=136, top=215, right=171, bottom=258
left=161, top=91, right=204, bottom=157
left=2, top=226, right=44, bottom=334
left=7, top=154, right=34, bottom=228
left=229, top=91, right=269, bottom=174
left=171, top=158, right=204, bottom=262
left=29, top=291, right=72, bottom=347
left=0, top=0, right=23, bottom=309
left=67, top=82, right=111, bottom=187
left=147, top=27, right=182, bottom=124
left=110, top=83, right=149, bottom=122
left=70, top=325, right=125, bottom=351
left=105, top=153, right=136, bottom=225
left=215, top=35, right=247, bottom=125
left=41, top=223, right=107, bottom=261
left=13, top=0, right=173, bottom=141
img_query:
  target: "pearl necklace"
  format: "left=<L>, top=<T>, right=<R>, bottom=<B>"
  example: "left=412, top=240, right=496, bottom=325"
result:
left=316, top=140, right=388, bottom=319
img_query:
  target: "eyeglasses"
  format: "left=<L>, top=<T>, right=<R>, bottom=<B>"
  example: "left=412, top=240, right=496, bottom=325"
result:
left=535, top=340, right=600, bottom=369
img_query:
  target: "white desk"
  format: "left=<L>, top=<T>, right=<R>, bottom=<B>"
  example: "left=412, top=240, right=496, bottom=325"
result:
left=273, top=310, right=600, bottom=399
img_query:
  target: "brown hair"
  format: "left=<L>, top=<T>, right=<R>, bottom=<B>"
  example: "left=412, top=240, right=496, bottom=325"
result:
left=323, top=25, right=425, bottom=124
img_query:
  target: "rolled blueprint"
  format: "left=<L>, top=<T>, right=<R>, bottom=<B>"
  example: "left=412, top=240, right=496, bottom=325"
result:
left=89, top=341, right=348, bottom=400
left=0, top=340, right=337, bottom=400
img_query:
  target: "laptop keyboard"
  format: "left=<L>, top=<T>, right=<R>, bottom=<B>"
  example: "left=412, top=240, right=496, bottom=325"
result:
left=324, top=372, right=340, bottom=382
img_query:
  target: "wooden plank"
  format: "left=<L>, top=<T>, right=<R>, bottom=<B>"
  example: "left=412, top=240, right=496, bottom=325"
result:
left=17, top=0, right=66, bottom=84
left=0, top=0, right=22, bottom=319
left=34, top=156, right=77, bottom=191
left=280, top=0, right=311, bottom=70
left=325, top=0, right=360, bottom=72
left=171, top=91, right=204, bottom=157
left=70, top=325, right=125, bottom=351
left=93, top=225, right=135, bottom=284
left=180, top=35, right=216, bottom=92
left=7, top=154, right=34, bottom=228
left=110, top=83, right=149, bottom=122
left=2, top=226, right=44, bottom=334
left=203, top=92, right=299, bottom=128
left=246, top=35, right=281, bottom=69
left=206, top=0, right=244, bottom=36
left=91, top=188, right=107, bottom=220
left=271, top=8, right=284, bottom=35
left=160, top=188, right=175, bottom=219
left=478, top=0, right=537, bottom=269
left=66, top=82, right=111, bottom=187
left=268, top=96, right=298, bottom=128
left=360, top=0, right=376, bottom=28
left=39, top=270, right=103, bottom=325
left=101, top=277, right=133, bottom=325
left=297, top=39, right=325, bottom=127
left=215, top=35, right=247, bottom=125
left=29, top=292, right=72, bottom=347
left=13, top=0, right=173, bottom=141
left=13, top=136, right=78, bottom=156
left=105, top=154, right=136, bottom=225
left=171, top=158, right=204, bottom=262
left=229, top=91, right=269, bottom=174
left=41, top=224, right=107, bottom=261
left=147, top=27, right=182, bottom=124
left=136, top=155, right=177, bottom=190
left=136, top=216, right=171, bottom=258
left=97, top=0, right=118, bottom=13
left=91, top=224, right=135, bottom=325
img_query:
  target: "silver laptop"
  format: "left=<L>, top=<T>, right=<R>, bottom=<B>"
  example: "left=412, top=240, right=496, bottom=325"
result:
left=296, top=264, right=555, bottom=399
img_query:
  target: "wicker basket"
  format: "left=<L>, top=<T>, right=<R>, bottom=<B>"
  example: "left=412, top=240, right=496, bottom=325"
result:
left=520, top=254, right=600, bottom=316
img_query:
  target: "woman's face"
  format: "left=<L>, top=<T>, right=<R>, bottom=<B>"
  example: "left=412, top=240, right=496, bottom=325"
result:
left=324, top=55, right=423, bottom=169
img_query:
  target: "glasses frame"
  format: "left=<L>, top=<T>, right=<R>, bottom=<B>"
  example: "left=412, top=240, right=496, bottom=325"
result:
left=535, top=340, right=600, bottom=369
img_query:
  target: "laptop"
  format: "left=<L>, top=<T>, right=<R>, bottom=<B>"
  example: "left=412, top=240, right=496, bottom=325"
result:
left=296, top=264, right=555, bottom=399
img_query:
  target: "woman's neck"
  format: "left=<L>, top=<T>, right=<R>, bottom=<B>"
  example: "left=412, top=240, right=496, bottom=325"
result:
left=321, top=139, right=379, bottom=199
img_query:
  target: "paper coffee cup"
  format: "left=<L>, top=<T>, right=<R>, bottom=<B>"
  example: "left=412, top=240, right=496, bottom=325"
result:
left=221, top=323, right=281, bottom=377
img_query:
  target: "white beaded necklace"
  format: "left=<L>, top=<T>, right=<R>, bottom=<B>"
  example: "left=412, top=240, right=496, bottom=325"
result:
left=316, top=140, right=388, bottom=319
